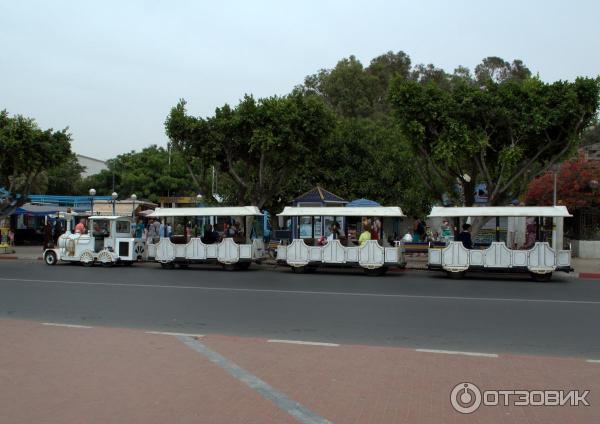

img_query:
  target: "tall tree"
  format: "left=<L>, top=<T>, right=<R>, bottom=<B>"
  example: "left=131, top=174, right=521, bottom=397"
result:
left=46, top=153, right=85, bottom=195
left=78, top=145, right=193, bottom=204
left=165, top=91, right=336, bottom=209
left=0, top=110, right=72, bottom=196
left=389, top=65, right=600, bottom=232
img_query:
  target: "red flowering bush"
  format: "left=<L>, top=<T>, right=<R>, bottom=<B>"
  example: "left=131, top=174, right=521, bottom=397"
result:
left=525, top=155, right=600, bottom=208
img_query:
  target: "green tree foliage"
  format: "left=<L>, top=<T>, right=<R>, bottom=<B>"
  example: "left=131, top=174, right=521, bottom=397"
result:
left=317, top=117, right=430, bottom=214
left=46, top=153, right=85, bottom=195
left=78, top=145, right=193, bottom=203
left=389, top=59, right=600, bottom=231
left=300, top=51, right=434, bottom=215
left=165, top=92, right=336, bottom=209
left=474, top=56, right=532, bottom=84
left=0, top=110, right=72, bottom=196
left=303, top=51, right=412, bottom=118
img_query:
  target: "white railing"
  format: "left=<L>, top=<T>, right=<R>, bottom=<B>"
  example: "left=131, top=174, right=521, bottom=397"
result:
left=277, top=239, right=404, bottom=269
left=428, top=241, right=571, bottom=273
left=149, top=237, right=265, bottom=265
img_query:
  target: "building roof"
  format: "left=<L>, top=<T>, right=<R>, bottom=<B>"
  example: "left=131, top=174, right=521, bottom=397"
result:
left=76, top=154, right=107, bottom=164
left=278, top=206, right=405, bottom=217
left=293, top=185, right=347, bottom=204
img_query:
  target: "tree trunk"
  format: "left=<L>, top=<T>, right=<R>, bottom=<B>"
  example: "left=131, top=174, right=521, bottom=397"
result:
left=469, top=216, right=492, bottom=239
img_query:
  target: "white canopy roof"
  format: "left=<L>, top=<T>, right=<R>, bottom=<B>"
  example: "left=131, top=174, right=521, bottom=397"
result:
left=148, top=206, right=263, bottom=217
left=428, top=206, right=572, bottom=218
left=88, top=215, right=131, bottom=220
left=277, top=206, right=405, bottom=217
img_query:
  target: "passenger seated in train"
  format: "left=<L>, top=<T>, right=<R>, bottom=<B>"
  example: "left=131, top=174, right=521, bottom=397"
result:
left=327, top=222, right=344, bottom=242
left=201, top=224, right=220, bottom=244
left=359, top=223, right=372, bottom=246
left=454, top=223, right=473, bottom=249
left=225, top=221, right=242, bottom=238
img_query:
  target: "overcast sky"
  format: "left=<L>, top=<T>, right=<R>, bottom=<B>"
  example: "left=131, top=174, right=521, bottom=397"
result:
left=1, top=0, right=599, bottom=160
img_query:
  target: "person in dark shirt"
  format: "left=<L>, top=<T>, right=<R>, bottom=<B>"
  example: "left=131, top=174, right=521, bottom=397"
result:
left=201, top=224, right=220, bottom=244
left=455, top=223, right=473, bottom=249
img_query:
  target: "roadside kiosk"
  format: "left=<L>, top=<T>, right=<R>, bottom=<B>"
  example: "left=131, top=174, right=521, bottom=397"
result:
left=146, top=206, right=266, bottom=270
left=427, top=206, right=573, bottom=281
left=276, top=206, right=406, bottom=275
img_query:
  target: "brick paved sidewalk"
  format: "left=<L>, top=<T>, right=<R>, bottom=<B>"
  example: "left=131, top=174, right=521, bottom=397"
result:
left=0, top=319, right=598, bottom=423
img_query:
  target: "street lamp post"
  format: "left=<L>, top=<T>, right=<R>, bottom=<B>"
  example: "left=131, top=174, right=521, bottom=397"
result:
left=131, top=194, right=137, bottom=218
left=111, top=192, right=118, bottom=215
left=89, top=188, right=96, bottom=215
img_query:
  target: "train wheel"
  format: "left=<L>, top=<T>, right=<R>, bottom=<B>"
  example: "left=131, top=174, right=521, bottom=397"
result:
left=364, top=267, right=385, bottom=276
left=44, top=251, right=57, bottom=266
left=80, top=250, right=94, bottom=267
left=291, top=266, right=306, bottom=273
left=531, top=272, right=552, bottom=282
left=160, top=262, right=175, bottom=270
left=446, top=271, right=465, bottom=279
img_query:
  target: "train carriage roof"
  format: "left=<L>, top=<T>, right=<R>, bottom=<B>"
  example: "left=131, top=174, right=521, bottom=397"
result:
left=428, top=206, right=572, bottom=218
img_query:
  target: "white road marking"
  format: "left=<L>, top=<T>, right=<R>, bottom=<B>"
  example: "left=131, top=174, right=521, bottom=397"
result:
left=178, top=336, right=331, bottom=424
left=268, top=339, right=339, bottom=347
left=145, top=331, right=204, bottom=338
left=416, top=348, right=498, bottom=358
left=2, top=277, right=600, bottom=305
left=42, top=322, right=92, bottom=329
left=586, top=359, right=600, bottom=363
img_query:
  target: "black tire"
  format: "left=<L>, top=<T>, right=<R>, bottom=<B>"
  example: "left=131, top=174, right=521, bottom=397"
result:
left=44, top=251, right=57, bottom=266
left=82, top=260, right=94, bottom=267
left=446, top=271, right=466, bottom=279
left=101, top=261, right=114, bottom=268
left=160, top=262, right=175, bottom=270
left=123, top=261, right=133, bottom=267
left=364, top=267, right=386, bottom=276
left=236, top=262, right=251, bottom=270
left=291, top=266, right=306, bottom=274
left=531, top=272, right=552, bottom=282
left=178, top=262, right=189, bottom=269
left=223, top=264, right=236, bottom=271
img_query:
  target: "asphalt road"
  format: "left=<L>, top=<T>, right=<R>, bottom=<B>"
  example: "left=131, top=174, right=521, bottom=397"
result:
left=1, top=260, right=599, bottom=358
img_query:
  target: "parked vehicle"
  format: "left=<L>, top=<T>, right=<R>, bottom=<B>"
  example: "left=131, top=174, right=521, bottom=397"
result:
left=427, top=206, right=573, bottom=281
left=146, top=206, right=266, bottom=270
left=276, top=206, right=406, bottom=275
left=43, top=215, right=137, bottom=266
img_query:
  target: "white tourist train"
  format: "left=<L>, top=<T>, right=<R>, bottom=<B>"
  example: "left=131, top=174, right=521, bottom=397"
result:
left=427, top=206, right=573, bottom=281
left=146, top=206, right=266, bottom=270
left=276, top=206, right=406, bottom=275
left=44, top=215, right=138, bottom=266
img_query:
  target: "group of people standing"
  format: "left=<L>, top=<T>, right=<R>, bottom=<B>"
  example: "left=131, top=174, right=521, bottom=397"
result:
left=408, top=217, right=473, bottom=249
